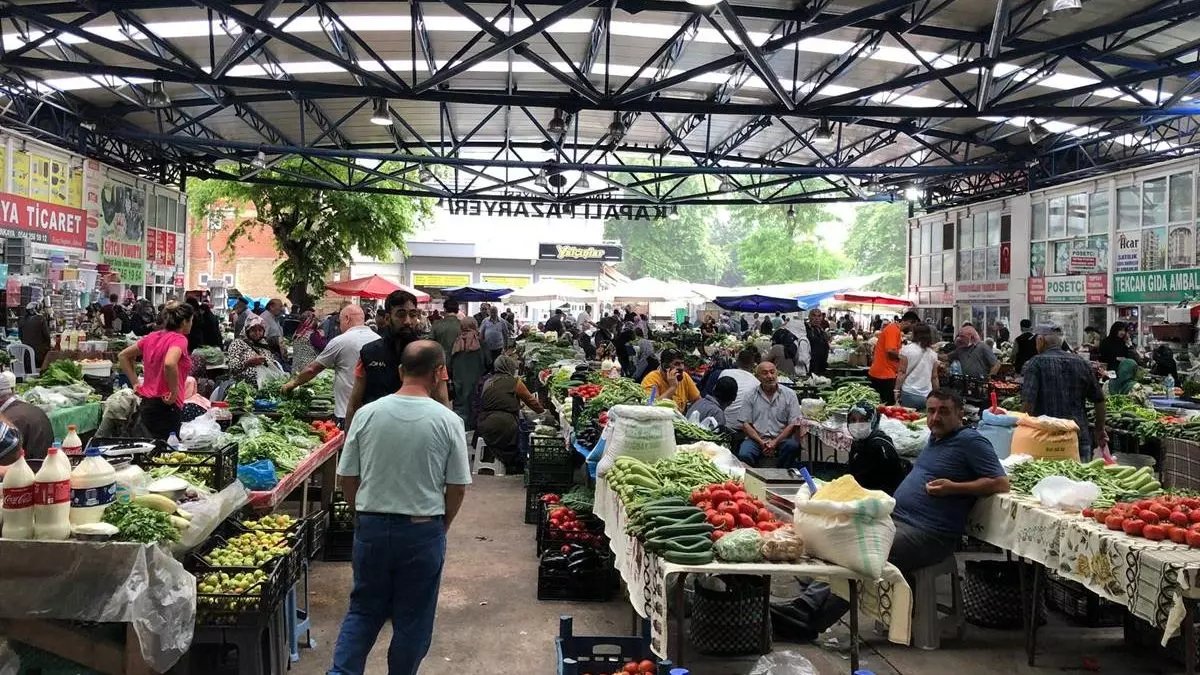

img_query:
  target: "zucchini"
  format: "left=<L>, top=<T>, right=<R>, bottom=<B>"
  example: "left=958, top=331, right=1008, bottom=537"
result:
left=645, top=522, right=714, bottom=539
left=661, top=550, right=715, bottom=565
left=650, top=511, right=706, bottom=527
left=663, top=537, right=713, bottom=553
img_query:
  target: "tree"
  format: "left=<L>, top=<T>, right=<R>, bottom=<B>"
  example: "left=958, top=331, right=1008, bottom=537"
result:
left=188, top=158, right=432, bottom=307
left=604, top=205, right=728, bottom=283
left=844, top=202, right=908, bottom=295
left=727, top=202, right=846, bottom=285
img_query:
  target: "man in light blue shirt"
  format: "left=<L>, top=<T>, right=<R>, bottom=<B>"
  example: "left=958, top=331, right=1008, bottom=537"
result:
left=329, top=340, right=471, bottom=675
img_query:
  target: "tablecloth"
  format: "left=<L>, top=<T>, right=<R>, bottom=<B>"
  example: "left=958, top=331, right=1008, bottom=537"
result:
left=595, top=480, right=912, bottom=657
left=47, top=401, right=102, bottom=440
left=969, top=493, right=1200, bottom=644
left=246, top=431, right=343, bottom=509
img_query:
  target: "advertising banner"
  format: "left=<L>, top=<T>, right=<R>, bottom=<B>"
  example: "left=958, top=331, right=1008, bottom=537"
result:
left=1115, top=232, right=1140, bottom=273
left=1028, top=274, right=1108, bottom=304
left=0, top=192, right=86, bottom=248
left=954, top=280, right=1009, bottom=301
left=1067, top=249, right=1100, bottom=274
left=1113, top=268, right=1200, bottom=304
left=96, top=176, right=146, bottom=283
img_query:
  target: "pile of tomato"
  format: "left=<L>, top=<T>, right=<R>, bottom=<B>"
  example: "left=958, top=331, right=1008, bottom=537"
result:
left=689, top=481, right=780, bottom=541
left=544, top=502, right=606, bottom=548
left=579, top=659, right=656, bottom=675
left=568, top=383, right=604, bottom=400
left=1084, top=495, right=1200, bottom=546
left=310, top=420, right=340, bottom=442
left=877, top=405, right=922, bottom=422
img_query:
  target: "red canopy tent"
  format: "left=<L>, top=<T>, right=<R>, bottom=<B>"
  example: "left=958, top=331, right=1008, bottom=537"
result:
left=324, top=275, right=431, bottom=302
left=832, top=291, right=914, bottom=308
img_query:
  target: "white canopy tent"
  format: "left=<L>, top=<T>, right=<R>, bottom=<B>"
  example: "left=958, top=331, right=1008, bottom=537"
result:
left=504, top=279, right=593, bottom=304
left=601, top=277, right=703, bottom=304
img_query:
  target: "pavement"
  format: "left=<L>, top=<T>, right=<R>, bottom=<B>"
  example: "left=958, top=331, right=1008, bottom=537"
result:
left=292, top=475, right=1189, bottom=675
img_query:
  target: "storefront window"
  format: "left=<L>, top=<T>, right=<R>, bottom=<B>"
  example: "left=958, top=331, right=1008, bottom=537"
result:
left=1170, top=172, right=1193, bottom=223
left=1142, top=226, right=1167, bottom=270
left=1048, top=197, right=1066, bottom=237
left=1032, top=191, right=1110, bottom=277
left=961, top=304, right=1011, bottom=342
left=1089, top=191, right=1109, bottom=234
left=1117, top=186, right=1140, bottom=230
left=958, top=209, right=1008, bottom=282
left=1067, top=193, right=1087, bottom=237
left=1169, top=225, right=1194, bottom=269
left=1032, top=201, right=1047, bottom=240
left=1033, top=307, right=1083, bottom=346
left=1030, top=242, right=1047, bottom=277
left=1143, top=177, right=1167, bottom=226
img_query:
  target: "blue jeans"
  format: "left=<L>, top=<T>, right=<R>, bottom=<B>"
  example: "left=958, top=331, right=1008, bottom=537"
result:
left=738, top=436, right=800, bottom=467
left=329, top=513, right=447, bottom=675
left=898, top=389, right=927, bottom=410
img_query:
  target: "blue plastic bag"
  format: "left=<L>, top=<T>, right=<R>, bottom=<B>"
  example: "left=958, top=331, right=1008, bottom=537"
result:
left=238, top=459, right=278, bottom=490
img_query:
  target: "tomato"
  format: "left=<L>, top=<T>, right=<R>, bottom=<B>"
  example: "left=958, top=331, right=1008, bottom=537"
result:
left=732, top=491, right=748, bottom=501
left=1082, top=507, right=1094, bottom=518
left=696, top=500, right=712, bottom=511
left=707, top=513, right=725, bottom=527
left=1151, top=504, right=1173, bottom=520
left=1188, top=510, right=1200, bottom=524
left=1123, top=519, right=1145, bottom=536
left=690, top=490, right=705, bottom=504
left=623, top=662, right=640, bottom=674
left=1184, top=498, right=1200, bottom=510
left=737, top=513, right=756, bottom=528
left=711, top=530, right=725, bottom=541
left=1144, top=524, right=1168, bottom=541
left=1105, top=515, right=1126, bottom=531
left=710, top=490, right=733, bottom=503
left=1187, top=530, right=1200, bottom=548
left=1170, top=527, right=1190, bottom=544
left=718, top=502, right=740, bottom=517
left=1135, top=500, right=1153, bottom=511
left=1139, top=510, right=1160, bottom=524
left=561, top=545, right=572, bottom=554
left=541, top=494, right=560, bottom=504
left=756, top=521, right=777, bottom=532
left=1170, top=511, right=1190, bottom=527
left=757, top=508, right=773, bottom=523
left=724, top=481, right=741, bottom=493
left=722, top=513, right=736, bottom=529
left=638, top=660, right=656, bottom=673
left=737, top=501, right=759, bottom=517
left=1093, top=508, right=1110, bottom=523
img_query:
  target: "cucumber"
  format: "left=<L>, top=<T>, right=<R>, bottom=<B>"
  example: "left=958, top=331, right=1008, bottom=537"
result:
left=661, top=550, right=715, bottom=565
left=645, top=522, right=714, bottom=539
left=663, top=537, right=714, bottom=554
left=650, top=511, right=706, bottom=527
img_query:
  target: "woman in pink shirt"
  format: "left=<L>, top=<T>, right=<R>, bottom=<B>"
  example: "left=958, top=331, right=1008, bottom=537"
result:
left=118, top=301, right=194, bottom=440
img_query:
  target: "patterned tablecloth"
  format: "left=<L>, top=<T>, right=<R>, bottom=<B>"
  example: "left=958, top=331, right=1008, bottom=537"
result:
left=969, top=493, right=1200, bottom=643
left=795, top=417, right=852, bottom=465
left=595, top=480, right=912, bottom=657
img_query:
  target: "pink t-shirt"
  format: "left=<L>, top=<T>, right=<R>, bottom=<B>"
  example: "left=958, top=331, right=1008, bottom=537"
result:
left=136, top=330, right=191, bottom=407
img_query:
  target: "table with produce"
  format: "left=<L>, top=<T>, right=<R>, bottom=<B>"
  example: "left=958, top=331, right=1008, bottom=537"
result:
left=591, top=449, right=912, bottom=670
left=16, top=360, right=105, bottom=437
left=968, top=455, right=1200, bottom=671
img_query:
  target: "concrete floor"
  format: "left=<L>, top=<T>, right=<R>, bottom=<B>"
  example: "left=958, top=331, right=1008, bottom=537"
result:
left=294, top=475, right=1188, bottom=675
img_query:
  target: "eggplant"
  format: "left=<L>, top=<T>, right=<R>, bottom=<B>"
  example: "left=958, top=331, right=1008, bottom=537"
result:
left=540, top=552, right=569, bottom=571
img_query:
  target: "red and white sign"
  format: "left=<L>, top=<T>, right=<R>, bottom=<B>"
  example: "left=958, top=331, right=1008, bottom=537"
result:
left=1067, top=249, right=1101, bottom=274
left=0, top=192, right=86, bottom=248
left=146, top=228, right=177, bottom=267
left=954, top=280, right=1010, bottom=301
left=1028, top=274, right=1108, bottom=304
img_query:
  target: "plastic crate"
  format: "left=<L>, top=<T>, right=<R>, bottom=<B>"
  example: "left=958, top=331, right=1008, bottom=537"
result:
left=555, top=616, right=673, bottom=675
left=148, top=440, right=239, bottom=492
left=528, top=459, right=575, bottom=487
left=1044, top=573, right=1124, bottom=627
left=526, top=484, right=572, bottom=524
left=306, top=509, right=329, bottom=560
left=192, top=550, right=290, bottom=627
left=191, top=532, right=305, bottom=588
left=537, top=553, right=620, bottom=602
left=530, top=434, right=573, bottom=465
left=536, top=510, right=605, bottom=555
left=323, top=498, right=355, bottom=562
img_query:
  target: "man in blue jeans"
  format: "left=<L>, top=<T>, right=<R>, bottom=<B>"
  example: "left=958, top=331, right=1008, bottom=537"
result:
left=738, top=361, right=803, bottom=467
left=329, top=340, right=471, bottom=675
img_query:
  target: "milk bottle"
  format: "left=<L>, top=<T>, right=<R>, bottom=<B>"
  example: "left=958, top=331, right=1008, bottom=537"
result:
left=33, top=446, right=71, bottom=540
left=69, top=446, right=116, bottom=525
left=1, top=450, right=36, bottom=539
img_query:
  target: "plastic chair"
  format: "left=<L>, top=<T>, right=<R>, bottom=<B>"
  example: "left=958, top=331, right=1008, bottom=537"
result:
left=471, top=433, right=506, bottom=476
left=7, top=343, right=37, bottom=381
left=911, top=554, right=966, bottom=650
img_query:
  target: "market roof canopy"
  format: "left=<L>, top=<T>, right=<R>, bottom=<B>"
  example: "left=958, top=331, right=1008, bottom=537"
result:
left=603, top=278, right=699, bottom=304
left=832, top=291, right=915, bottom=308
left=504, top=279, right=592, bottom=303
left=325, top=275, right=431, bottom=302
left=2, top=1, right=1199, bottom=210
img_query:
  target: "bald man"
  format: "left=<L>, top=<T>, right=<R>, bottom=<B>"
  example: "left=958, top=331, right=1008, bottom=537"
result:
left=282, top=304, right=377, bottom=424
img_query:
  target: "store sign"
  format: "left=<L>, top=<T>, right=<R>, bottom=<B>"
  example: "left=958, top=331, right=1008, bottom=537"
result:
left=538, top=243, right=623, bottom=262
left=480, top=274, right=531, bottom=288
left=1115, top=232, right=1140, bottom=273
left=1113, top=268, right=1200, bottom=303
left=439, top=199, right=676, bottom=222
left=411, top=272, right=471, bottom=288
left=0, top=192, right=86, bottom=248
left=954, top=280, right=1009, bottom=301
left=146, top=228, right=177, bottom=267
left=1000, top=242, right=1011, bottom=275
left=1028, top=274, right=1108, bottom=304
left=1067, top=249, right=1100, bottom=274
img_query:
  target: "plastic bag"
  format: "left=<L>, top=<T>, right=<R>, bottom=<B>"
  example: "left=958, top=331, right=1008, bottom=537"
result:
left=235, top=414, right=266, bottom=438
left=179, top=413, right=221, bottom=448
left=713, top=528, right=764, bottom=563
left=676, top=441, right=744, bottom=479
left=237, top=459, right=278, bottom=490
left=748, top=649, right=818, bottom=675
left=800, top=398, right=826, bottom=421
left=978, top=409, right=1020, bottom=459
left=173, top=481, right=250, bottom=552
left=596, top=404, right=676, bottom=477
left=1031, top=475, right=1099, bottom=511
left=254, top=360, right=286, bottom=388
left=791, top=489, right=896, bottom=579
left=877, top=417, right=930, bottom=457
left=761, top=525, right=806, bottom=562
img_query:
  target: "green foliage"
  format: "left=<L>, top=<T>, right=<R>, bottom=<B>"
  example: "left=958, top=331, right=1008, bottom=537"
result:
left=844, top=202, right=908, bottom=294
left=604, top=205, right=727, bottom=283
left=188, top=158, right=432, bottom=306
left=735, top=223, right=848, bottom=285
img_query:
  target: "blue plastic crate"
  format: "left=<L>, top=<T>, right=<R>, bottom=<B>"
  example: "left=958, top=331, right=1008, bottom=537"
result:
left=556, top=616, right=675, bottom=675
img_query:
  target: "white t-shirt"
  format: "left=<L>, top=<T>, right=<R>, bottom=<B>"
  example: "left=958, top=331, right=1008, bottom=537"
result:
left=576, top=311, right=592, bottom=327
left=720, top=368, right=762, bottom=429
left=899, top=343, right=938, bottom=398
left=315, top=325, right=381, bottom=417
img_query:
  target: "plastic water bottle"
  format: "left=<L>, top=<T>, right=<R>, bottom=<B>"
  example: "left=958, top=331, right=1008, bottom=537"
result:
left=1166, top=375, right=1176, bottom=402
left=69, top=445, right=117, bottom=525
left=167, top=433, right=182, bottom=451
left=950, top=361, right=963, bottom=376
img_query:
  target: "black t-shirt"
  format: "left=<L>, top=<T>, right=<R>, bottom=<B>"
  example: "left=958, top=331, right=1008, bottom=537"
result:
left=1013, top=332, right=1038, bottom=373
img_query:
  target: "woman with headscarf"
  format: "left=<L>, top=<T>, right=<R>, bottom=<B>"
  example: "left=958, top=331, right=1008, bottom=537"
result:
left=765, top=327, right=799, bottom=378
left=845, top=400, right=909, bottom=495
left=226, top=314, right=277, bottom=384
left=947, top=325, right=999, bottom=380
left=1098, top=321, right=1139, bottom=371
left=476, top=355, right=544, bottom=473
left=290, top=310, right=327, bottom=373
left=129, top=299, right=156, bottom=337
left=450, top=316, right=487, bottom=429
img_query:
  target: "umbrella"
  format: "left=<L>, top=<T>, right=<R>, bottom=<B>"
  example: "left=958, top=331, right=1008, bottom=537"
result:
left=832, top=291, right=914, bottom=308
left=504, top=279, right=591, bottom=303
left=714, top=294, right=801, bottom=313
left=325, top=275, right=431, bottom=302
left=443, top=283, right=513, bottom=302
left=795, top=289, right=848, bottom=310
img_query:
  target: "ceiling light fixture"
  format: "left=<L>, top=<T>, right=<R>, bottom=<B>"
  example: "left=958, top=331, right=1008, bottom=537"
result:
left=904, top=184, right=924, bottom=202
left=370, top=98, right=392, bottom=125
left=813, top=119, right=835, bottom=142
left=146, top=82, right=170, bottom=109
left=534, top=170, right=549, bottom=188
left=787, top=205, right=796, bottom=221
left=718, top=177, right=737, bottom=193
left=1043, top=0, right=1082, bottom=17
left=685, top=0, right=722, bottom=6
left=418, top=166, right=435, bottom=183
left=252, top=149, right=267, bottom=169
left=575, top=173, right=590, bottom=190
left=1026, top=118, right=1051, bottom=144
left=608, top=113, right=626, bottom=140
left=548, top=109, right=566, bottom=134
left=668, top=209, right=680, bottom=221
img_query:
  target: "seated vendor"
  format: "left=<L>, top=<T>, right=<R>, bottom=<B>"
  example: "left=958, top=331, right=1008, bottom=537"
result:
left=0, top=371, right=51, bottom=473
left=226, top=315, right=276, bottom=384
left=738, top=361, right=802, bottom=467
left=846, top=400, right=910, bottom=495
left=684, top=376, right=738, bottom=430
left=640, top=348, right=700, bottom=412
left=476, top=355, right=543, bottom=474
left=888, top=389, right=1008, bottom=575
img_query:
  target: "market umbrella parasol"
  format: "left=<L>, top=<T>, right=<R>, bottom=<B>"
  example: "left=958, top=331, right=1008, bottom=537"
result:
left=504, top=279, right=591, bottom=303
left=714, top=294, right=801, bottom=313
left=324, top=275, right=431, bottom=302
left=832, top=291, right=914, bottom=308
left=442, top=283, right=513, bottom=302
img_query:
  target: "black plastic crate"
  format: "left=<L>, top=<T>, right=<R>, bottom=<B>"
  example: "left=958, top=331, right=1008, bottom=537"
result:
left=148, top=441, right=239, bottom=492
left=555, top=616, right=672, bottom=675
left=536, top=509, right=605, bottom=555
left=191, top=531, right=304, bottom=588
left=528, top=459, right=575, bottom=486
left=1045, top=573, right=1124, bottom=627
left=194, top=557, right=289, bottom=627
left=307, top=509, right=329, bottom=560
left=530, top=434, right=572, bottom=465
left=323, top=497, right=355, bottom=562
left=537, top=553, right=619, bottom=602
left=526, top=484, right=572, bottom=524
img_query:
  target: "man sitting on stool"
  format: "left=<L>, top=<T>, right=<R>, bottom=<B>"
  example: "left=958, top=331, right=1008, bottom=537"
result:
left=738, top=361, right=802, bottom=467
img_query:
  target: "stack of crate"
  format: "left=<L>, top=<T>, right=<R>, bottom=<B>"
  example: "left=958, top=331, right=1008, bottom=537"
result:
left=524, top=432, right=575, bottom=524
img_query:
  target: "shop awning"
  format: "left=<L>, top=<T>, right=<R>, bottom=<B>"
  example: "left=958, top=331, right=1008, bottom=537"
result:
left=504, top=279, right=592, bottom=303
left=325, top=275, right=431, bottom=302
left=714, top=294, right=801, bottom=313
left=831, top=291, right=914, bottom=308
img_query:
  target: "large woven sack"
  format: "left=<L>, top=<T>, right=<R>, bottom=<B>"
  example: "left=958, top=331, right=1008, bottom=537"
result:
left=791, top=492, right=896, bottom=579
left=1012, top=414, right=1079, bottom=461
left=595, top=404, right=676, bottom=477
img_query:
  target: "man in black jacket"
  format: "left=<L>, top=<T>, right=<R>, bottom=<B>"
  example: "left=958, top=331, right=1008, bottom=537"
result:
left=1013, top=319, right=1038, bottom=373
left=345, top=290, right=433, bottom=428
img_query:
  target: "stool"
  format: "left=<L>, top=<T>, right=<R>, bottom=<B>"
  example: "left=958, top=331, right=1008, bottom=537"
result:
left=911, top=555, right=966, bottom=650
left=472, top=438, right=506, bottom=476
left=285, top=562, right=316, bottom=663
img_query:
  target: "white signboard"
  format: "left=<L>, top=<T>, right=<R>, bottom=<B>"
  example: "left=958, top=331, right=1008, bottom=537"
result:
left=1067, top=249, right=1100, bottom=274
left=1115, top=232, right=1140, bottom=273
